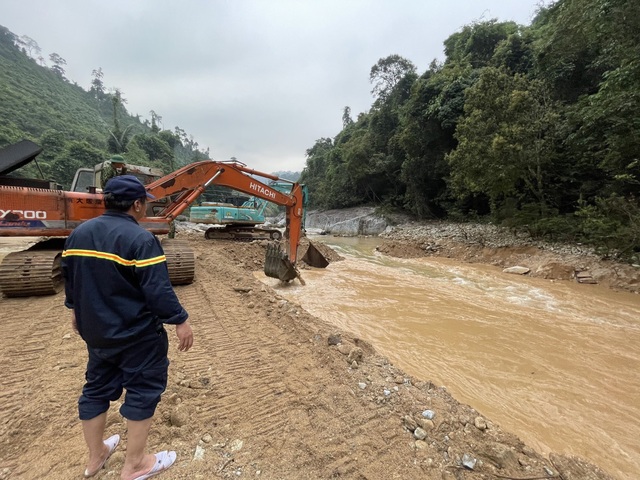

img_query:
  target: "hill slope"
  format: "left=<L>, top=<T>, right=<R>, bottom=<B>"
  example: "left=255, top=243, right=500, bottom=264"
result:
left=0, top=25, right=207, bottom=186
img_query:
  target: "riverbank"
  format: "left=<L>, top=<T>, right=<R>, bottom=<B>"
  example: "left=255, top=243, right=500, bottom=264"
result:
left=377, top=221, right=640, bottom=294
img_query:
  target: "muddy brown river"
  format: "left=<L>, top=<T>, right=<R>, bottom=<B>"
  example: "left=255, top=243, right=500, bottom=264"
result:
left=264, top=236, right=640, bottom=480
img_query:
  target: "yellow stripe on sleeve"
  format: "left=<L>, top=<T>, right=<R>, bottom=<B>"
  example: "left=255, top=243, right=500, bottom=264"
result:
left=134, top=255, right=167, bottom=267
left=62, top=249, right=166, bottom=268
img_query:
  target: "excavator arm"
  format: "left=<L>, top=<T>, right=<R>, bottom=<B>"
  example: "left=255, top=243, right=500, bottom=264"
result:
left=143, top=160, right=304, bottom=265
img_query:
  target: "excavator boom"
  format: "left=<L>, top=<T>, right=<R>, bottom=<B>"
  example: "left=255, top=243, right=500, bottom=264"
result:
left=143, top=160, right=304, bottom=263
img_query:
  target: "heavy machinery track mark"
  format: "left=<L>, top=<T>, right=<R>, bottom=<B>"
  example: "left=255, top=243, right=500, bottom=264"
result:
left=0, top=295, right=76, bottom=470
left=171, top=258, right=294, bottom=441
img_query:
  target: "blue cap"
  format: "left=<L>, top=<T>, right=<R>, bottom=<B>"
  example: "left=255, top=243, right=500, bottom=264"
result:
left=103, top=175, right=155, bottom=200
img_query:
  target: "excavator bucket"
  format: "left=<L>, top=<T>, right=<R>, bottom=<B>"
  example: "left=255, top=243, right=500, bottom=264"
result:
left=301, top=241, right=330, bottom=268
left=264, top=243, right=299, bottom=282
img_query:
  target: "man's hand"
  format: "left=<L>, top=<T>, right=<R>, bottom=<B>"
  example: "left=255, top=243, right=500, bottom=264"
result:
left=175, top=321, right=194, bottom=352
left=71, top=310, right=78, bottom=335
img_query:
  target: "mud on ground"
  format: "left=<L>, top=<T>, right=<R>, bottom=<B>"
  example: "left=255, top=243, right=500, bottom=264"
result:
left=0, top=234, right=614, bottom=479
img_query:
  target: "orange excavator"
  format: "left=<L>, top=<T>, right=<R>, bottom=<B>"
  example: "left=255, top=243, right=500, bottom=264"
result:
left=0, top=140, right=321, bottom=297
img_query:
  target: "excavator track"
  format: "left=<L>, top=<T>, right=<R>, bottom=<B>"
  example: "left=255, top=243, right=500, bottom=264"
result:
left=161, top=238, right=196, bottom=285
left=0, top=238, right=195, bottom=297
left=204, top=226, right=282, bottom=241
left=0, top=249, right=63, bottom=297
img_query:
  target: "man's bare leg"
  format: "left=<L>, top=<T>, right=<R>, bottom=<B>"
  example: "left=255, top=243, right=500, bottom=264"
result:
left=120, top=417, right=157, bottom=480
left=82, top=412, right=110, bottom=474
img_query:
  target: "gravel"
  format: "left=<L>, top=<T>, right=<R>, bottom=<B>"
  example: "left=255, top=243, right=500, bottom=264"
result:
left=380, top=221, right=597, bottom=258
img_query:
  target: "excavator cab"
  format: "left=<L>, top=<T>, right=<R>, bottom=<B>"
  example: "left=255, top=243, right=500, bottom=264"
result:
left=70, top=158, right=169, bottom=217
left=70, top=157, right=164, bottom=193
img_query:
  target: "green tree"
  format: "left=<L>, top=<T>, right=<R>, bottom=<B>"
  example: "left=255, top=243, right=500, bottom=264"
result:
left=447, top=68, right=560, bottom=218
left=49, top=140, right=104, bottom=188
left=491, top=30, right=535, bottom=75
left=397, top=60, right=478, bottom=217
left=130, top=133, right=174, bottom=171
left=90, top=67, right=105, bottom=99
left=342, top=106, right=353, bottom=128
left=149, top=110, right=162, bottom=133
left=443, top=20, right=519, bottom=69
left=300, top=138, right=334, bottom=208
left=107, top=89, right=133, bottom=154
left=19, top=35, right=40, bottom=59
left=48, top=52, right=66, bottom=79
left=369, top=54, right=416, bottom=101
left=590, top=60, right=640, bottom=196
left=0, top=24, right=209, bottom=184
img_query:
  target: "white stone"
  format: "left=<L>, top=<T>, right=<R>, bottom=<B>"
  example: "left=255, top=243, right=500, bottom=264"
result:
left=193, top=444, right=205, bottom=461
left=503, top=266, right=530, bottom=275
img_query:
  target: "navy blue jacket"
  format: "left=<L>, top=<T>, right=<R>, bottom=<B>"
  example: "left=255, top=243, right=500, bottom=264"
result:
left=62, top=211, right=188, bottom=348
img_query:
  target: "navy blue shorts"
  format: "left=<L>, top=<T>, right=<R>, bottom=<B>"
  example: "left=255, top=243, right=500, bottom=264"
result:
left=79, top=329, right=169, bottom=421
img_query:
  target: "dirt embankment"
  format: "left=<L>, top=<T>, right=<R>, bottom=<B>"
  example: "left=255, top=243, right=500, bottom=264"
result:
left=0, top=233, right=615, bottom=479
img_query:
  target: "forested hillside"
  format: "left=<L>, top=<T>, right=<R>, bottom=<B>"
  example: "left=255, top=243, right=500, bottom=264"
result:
left=300, top=0, right=640, bottom=260
left=0, top=25, right=208, bottom=188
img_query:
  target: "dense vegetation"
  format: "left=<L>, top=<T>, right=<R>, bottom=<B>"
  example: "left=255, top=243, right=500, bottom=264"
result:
left=300, top=0, right=640, bottom=261
left=0, top=25, right=209, bottom=189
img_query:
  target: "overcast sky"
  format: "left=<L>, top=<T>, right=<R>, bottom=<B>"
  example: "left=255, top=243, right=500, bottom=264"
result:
left=3, top=1, right=544, bottom=173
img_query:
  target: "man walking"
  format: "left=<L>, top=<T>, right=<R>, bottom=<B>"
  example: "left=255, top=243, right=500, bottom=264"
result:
left=62, top=175, right=194, bottom=480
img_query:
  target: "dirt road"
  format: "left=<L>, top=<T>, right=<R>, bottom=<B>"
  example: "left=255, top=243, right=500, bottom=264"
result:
left=0, top=235, right=614, bottom=479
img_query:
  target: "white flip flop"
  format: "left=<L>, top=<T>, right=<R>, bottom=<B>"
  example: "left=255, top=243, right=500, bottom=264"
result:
left=131, top=450, right=177, bottom=480
left=84, top=434, right=120, bottom=478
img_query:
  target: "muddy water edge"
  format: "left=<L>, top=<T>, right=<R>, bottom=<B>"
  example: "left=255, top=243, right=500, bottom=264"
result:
left=264, top=235, right=640, bottom=480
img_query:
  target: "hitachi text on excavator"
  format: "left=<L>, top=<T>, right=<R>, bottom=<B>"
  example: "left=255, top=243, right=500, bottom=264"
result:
left=0, top=140, right=328, bottom=297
